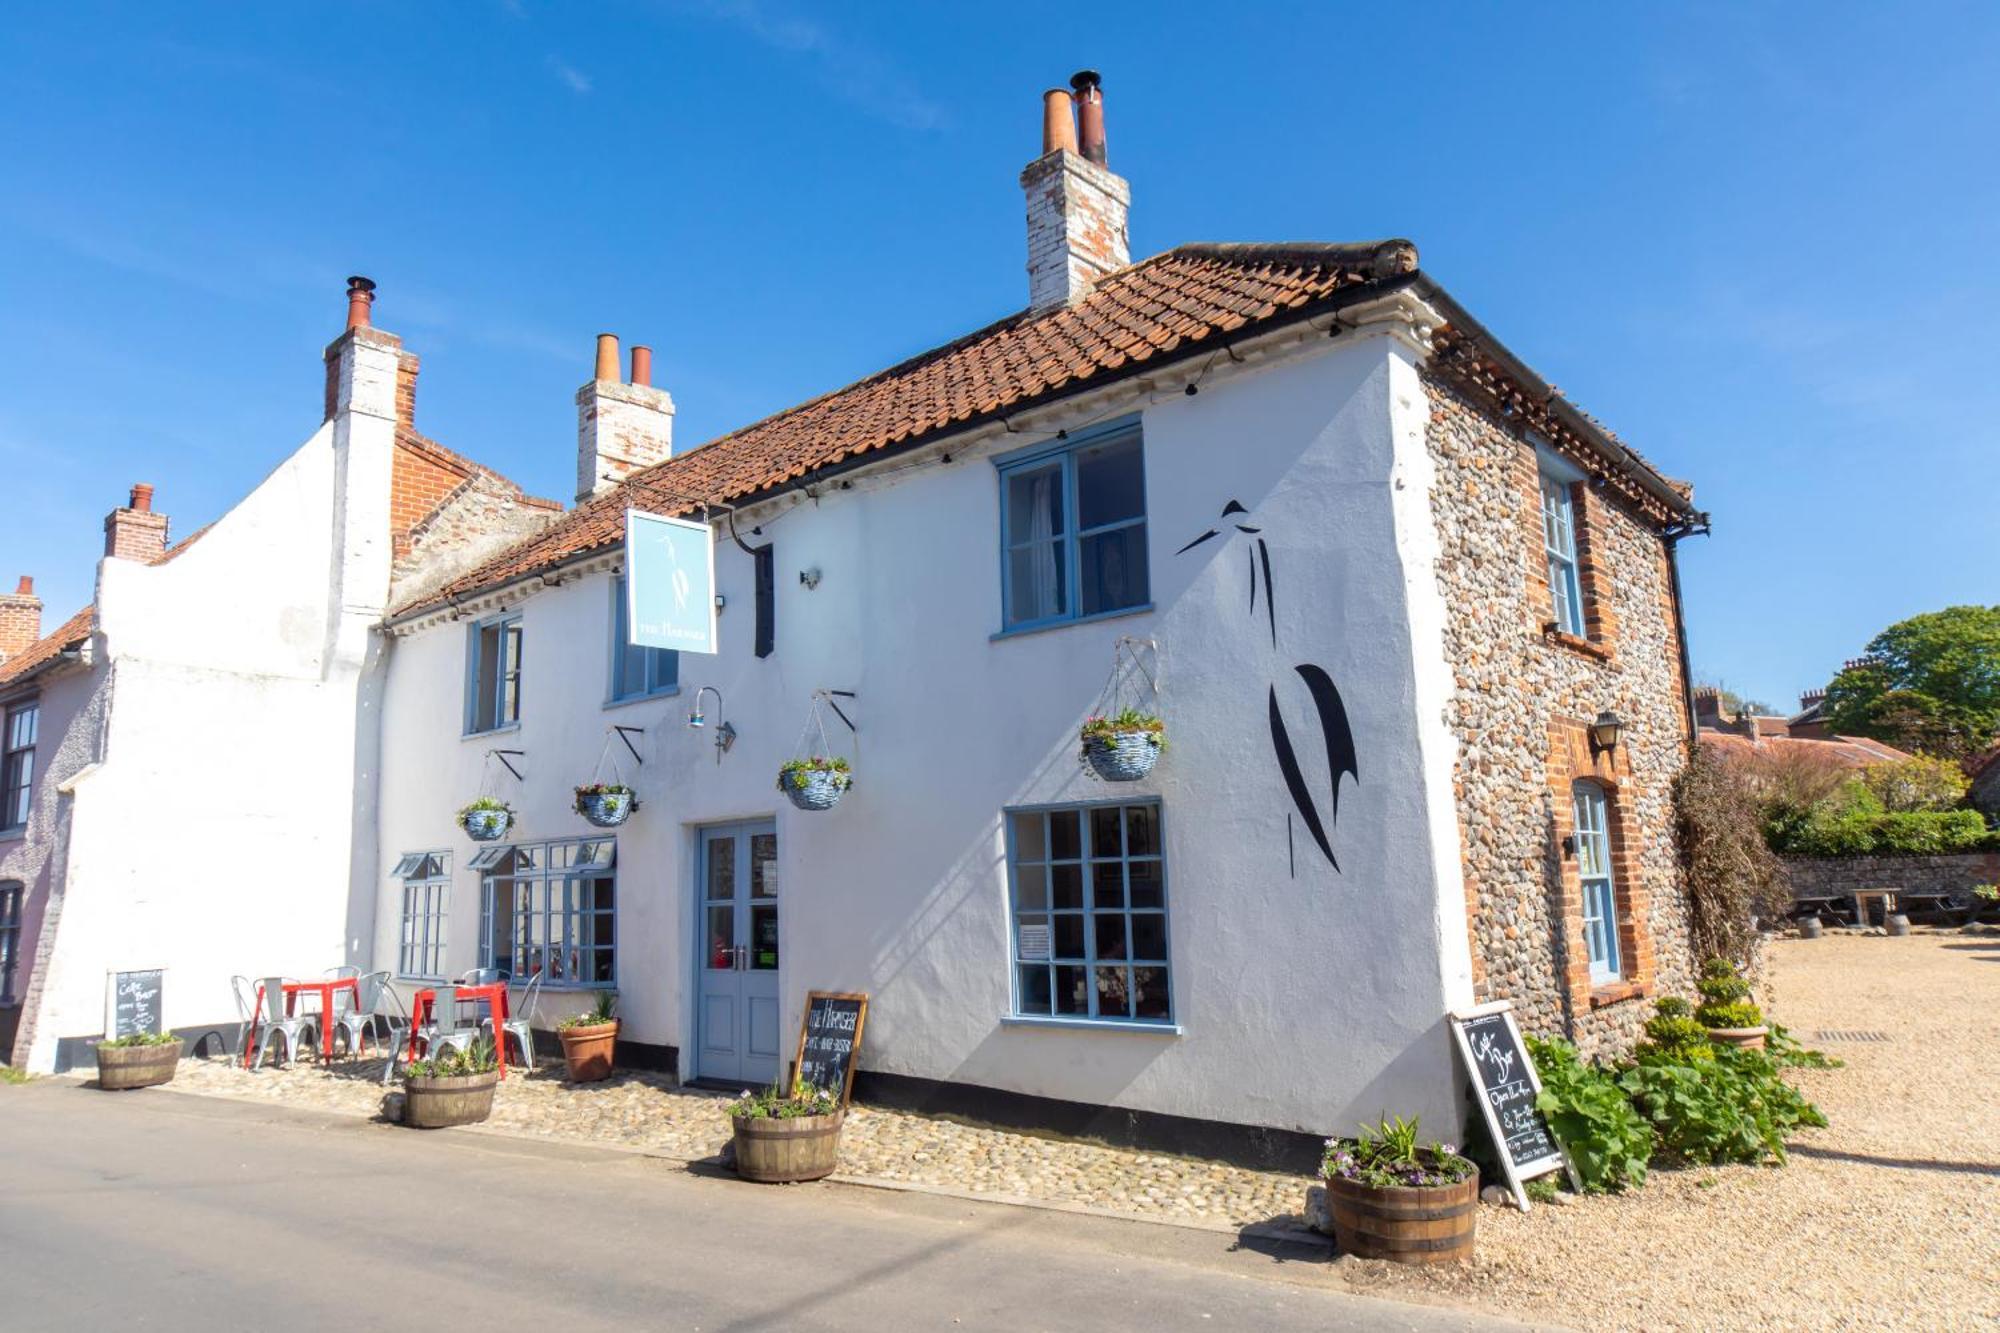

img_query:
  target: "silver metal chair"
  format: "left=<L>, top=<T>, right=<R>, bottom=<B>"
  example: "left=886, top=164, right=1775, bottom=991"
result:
left=424, top=985, right=484, bottom=1062
left=322, top=965, right=362, bottom=1023
left=229, top=976, right=259, bottom=1065
left=333, top=970, right=395, bottom=1061
left=247, top=976, right=318, bottom=1070
left=367, top=979, right=415, bottom=1086
left=484, top=970, right=543, bottom=1072
left=456, top=967, right=503, bottom=985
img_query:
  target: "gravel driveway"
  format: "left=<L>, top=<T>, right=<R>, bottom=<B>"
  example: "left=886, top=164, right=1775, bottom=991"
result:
left=1354, top=929, right=2000, bottom=1331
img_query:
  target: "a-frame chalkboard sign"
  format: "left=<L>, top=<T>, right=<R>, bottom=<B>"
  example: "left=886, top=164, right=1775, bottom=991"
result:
left=1448, top=1000, right=1570, bottom=1212
left=793, top=991, right=868, bottom=1107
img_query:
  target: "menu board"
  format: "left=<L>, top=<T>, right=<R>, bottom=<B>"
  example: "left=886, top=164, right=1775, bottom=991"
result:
left=109, top=969, right=165, bottom=1038
left=1448, top=1001, right=1567, bottom=1210
left=793, top=991, right=868, bottom=1107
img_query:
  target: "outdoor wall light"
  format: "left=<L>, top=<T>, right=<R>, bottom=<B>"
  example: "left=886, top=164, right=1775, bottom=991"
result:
left=1588, top=710, right=1624, bottom=759
left=800, top=566, right=822, bottom=590
left=688, top=687, right=735, bottom=765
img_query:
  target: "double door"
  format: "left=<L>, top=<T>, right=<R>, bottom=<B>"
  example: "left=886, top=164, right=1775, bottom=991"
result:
left=694, top=821, right=781, bottom=1086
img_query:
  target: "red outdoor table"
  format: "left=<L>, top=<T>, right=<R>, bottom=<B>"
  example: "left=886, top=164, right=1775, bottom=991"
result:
left=241, top=977, right=360, bottom=1067
left=407, top=982, right=512, bottom=1079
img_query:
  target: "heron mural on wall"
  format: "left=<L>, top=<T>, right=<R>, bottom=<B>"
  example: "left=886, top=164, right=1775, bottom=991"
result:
left=1177, top=500, right=1359, bottom=875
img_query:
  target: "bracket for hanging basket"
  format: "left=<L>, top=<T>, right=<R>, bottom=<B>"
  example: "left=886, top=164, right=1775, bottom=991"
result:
left=488, top=749, right=526, bottom=783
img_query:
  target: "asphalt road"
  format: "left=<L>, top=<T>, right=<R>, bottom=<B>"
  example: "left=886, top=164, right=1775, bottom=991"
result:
left=0, top=1082, right=1538, bottom=1332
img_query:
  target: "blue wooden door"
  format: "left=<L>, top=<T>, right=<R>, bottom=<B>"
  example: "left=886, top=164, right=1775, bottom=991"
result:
left=694, top=822, right=781, bottom=1086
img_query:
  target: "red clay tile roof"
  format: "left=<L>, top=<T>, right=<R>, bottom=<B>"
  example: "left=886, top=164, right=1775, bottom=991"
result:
left=1701, top=728, right=1911, bottom=768
left=0, top=604, right=94, bottom=688
left=391, top=239, right=1697, bottom=620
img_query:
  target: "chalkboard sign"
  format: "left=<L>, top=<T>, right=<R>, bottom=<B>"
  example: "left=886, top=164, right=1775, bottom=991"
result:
left=793, top=991, right=868, bottom=1107
left=1448, top=1001, right=1566, bottom=1210
left=108, top=969, right=165, bottom=1039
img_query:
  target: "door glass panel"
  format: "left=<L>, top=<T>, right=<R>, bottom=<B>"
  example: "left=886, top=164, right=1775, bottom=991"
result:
left=750, top=834, right=778, bottom=898
left=751, top=905, right=779, bottom=969
left=705, top=904, right=735, bottom=970
left=706, top=836, right=736, bottom=901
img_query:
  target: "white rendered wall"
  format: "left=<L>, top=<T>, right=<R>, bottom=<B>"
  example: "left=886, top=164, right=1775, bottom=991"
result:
left=375, top=331, right=1472, bottom=1137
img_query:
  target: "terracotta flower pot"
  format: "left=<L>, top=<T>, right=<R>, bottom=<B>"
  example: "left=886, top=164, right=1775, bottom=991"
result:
left=559, top=1020, right=618, bottom=1082
left=1323, top=1172, right=1478, bottom=1264
left=403, top=1069, right=499, bottom=1128
left=732, top=1110, right=844, bottom=1183
left=94, top=1040, right=183, bottom=1091
left=1706, top=1026, right=1769, bottom=1051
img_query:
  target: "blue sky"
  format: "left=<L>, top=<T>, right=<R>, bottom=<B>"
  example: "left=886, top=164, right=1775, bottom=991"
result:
left=3, top=2, right=1995, bottom=709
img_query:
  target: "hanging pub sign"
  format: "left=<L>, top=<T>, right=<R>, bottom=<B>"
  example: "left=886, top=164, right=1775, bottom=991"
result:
left=106, top=968, right=165, bottom=1039
left=625, top=508, right=718, bottom=654
left=793, top=991, right=868, bottom=1107
left=1448, top=1000, right=1569, bottom=1211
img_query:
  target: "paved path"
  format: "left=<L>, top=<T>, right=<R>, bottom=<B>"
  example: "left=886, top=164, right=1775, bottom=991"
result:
left=0, top=1084, right=1537, bottom=1332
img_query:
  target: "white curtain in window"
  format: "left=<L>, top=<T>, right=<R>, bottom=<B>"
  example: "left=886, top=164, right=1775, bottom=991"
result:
left=1027, top=470, right=1059, bottom=620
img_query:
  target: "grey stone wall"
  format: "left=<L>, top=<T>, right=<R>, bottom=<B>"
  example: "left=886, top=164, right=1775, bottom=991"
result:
left=1424, top=371, right=1696, bottom=1057
left=1783, top=852, right=2000, bottom=913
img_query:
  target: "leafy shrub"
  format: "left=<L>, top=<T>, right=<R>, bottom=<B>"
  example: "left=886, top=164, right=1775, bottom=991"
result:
left=1526, top=1037, right=1651, bottom=1193
left=729, top=1083, right=840, bottom=1120
left=1767, top=1023, right=1843, bottom=1069
left=1322, top=1115, right=1476, bottom=1189
left=1697, top=1000, right=1765, bottom=1029
left=1641, top=1002, right=1716, bottom=1063
left=406, top=1037, right=498, bottom=1079
left=97, top=1031, right=181, bottom=1049
left=1771, top=805, right=1998, bottom=856
left=1694, top=959, right=1765, bottom=1029
left=1677, top=745, right=1790, bottom=966
left=1620, top=1045, right=1825, bottom=1165
left=1858, top=755, right=1971, bottom=812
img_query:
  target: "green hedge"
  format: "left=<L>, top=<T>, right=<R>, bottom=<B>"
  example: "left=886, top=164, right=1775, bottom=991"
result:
left=1767, top=807, right=2000, bottom=857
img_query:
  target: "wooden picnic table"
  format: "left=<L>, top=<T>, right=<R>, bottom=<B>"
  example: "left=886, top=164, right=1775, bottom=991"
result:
left=1851, top=888, right=1897, bottom=928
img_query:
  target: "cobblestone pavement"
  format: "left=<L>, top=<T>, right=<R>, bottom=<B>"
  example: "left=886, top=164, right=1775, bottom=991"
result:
left=163, top=1053, right=1306, bottom=1231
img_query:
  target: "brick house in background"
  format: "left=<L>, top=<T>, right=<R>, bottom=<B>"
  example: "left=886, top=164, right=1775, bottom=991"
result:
left=1695, top=685, right=1910, bottom=769
left=0, top=289, right=556, bottom=1069
left=4, top=71, right=1709, bottom=1154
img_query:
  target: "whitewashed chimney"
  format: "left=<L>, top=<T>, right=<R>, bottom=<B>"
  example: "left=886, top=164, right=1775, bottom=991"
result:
left=1020, top=70, right=1131, bottom=313
left=576, top=334, right=674, bottom=501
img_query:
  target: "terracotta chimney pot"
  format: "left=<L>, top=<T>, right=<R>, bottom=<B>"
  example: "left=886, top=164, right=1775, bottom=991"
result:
left=1041, top=88, right=1078, bottom=156
left=1071, top=70, right=1106, bottom=164
left=345, top=276, right=377, bottom=330
left=595, top=333, right=621, bottom=383
left=630, top=345, right=653, bottom=388
left=15, top=576, right=32, bottom=596
left=129, top=483, right=154, bottom=512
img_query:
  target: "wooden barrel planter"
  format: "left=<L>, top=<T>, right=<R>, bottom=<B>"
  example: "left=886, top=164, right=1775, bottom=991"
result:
left=1706, top=1025, right=1769, bottom=1051
left=732, top=1111, right=844, bottom=1183
left=94, top=1040, right=183, bottom=1091
left=559, top=1022, right=619, bottom=1083
left=403, top=1069, right=499, bottom=1128
left=1324, top=1173, right=1478, bottom=1264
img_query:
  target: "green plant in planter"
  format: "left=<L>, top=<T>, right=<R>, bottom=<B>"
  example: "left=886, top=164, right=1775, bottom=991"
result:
left=455, top=796, right=516, bottom=833
left=1321, top=1115, right=1476, bottom=1189
left=1694, top=958, right=1764, bottom=1030
left=405, top=1037, right=498, bottom=1079
left=1078, top=708, right=1166, bottom=755
left=559, top=991, right=618, bottom=1031
left=572, top=783, right=637, bottom=814
left=1641, top=997, right=1716, bottom=1062
left=728, top=1082, right=840, bottom=1120
left=1526, top=1036, right=1651, bottom=1193
left=776, top=756, right=853, bottom=792
left=97, top=1031, right=181, bottom=1049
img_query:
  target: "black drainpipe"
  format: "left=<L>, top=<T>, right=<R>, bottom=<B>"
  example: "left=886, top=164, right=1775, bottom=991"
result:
left=1663, top=515, right=1712, bottom=753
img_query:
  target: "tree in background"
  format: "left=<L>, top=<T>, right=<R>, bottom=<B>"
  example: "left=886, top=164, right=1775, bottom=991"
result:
left=1824, top=606, right=2000, bottom=761
left=1856, top=754, right=1971, bottom=812
left=1675, top=745, right=1788, bottom=965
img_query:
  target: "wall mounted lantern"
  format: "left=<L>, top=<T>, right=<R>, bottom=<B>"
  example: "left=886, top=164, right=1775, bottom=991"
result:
left=1588, top=710, right=1624, bottom=760
left=688, top=686, right=736, bottom=764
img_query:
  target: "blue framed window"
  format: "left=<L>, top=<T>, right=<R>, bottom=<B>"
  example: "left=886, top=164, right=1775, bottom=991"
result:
left=1540, top=472, right=1586, bottom=637
left=997, top=419, right=1149, bottom=631
left=609, top=576, right=679, bottom=702
left=1007, top=801, right=1171, bottom=1024
left=0, top=879, right=21, bottom=1004
left=394, top=852, right=450, bottom=981
left=1572, top=782, right=1622, bottom=982
left=2, top=700, right=36, bottom=833
left=478, top=837, right=616, bottom=988
left=464, top=614, right=522, bottom=734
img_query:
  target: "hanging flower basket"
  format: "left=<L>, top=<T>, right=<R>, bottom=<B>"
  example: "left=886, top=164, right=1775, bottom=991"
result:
left=1080, top=710, right=1165, bottom=782
left=456, top=798, right=515, bottom=843
left=574, top=783, right=637, bottom=828
left=778, top=758, right=852, bottom=812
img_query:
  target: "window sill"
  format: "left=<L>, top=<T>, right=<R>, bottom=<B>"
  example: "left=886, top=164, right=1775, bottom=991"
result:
left=462, top=722, right=521, bottom=741
left=1001, top=1014, right=1182, bottom=1036
left=1542, top=627, right=1614, bottom=665
left=603, top=686, right=681, bottom=711
left=1589, top=980, right=1649, bottom=1009
left=992, top=603, right=1155, bottom=643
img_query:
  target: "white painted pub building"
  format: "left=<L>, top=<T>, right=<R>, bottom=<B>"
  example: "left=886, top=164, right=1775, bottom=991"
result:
left=2, top=76, right=1704, bottom=1162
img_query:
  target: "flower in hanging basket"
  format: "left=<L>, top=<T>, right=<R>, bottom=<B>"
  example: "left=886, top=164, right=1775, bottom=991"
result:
left=456, top=796, right=516, bottom=842
left=573, top=783, right=638, bottom=828
left=777, top=757, right=852, bottom=812
left=1080, top=708, right=1165, bottom=782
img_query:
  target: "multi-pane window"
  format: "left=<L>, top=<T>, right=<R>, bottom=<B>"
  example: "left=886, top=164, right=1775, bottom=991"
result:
left=1540, top=473, right=1586, bottom=638
left=999, top=420, right=1150, bottom=630
left=1572, top=782, right=1622, bottom=982
left=2, top=700, right=37, bottom=833
left=478, top=837, right=616, bottom=987
left=609, top=576, right=679, bottom=702
left=393, top=852, right=450, bottom=980
left=465, top=614, right=523, bottom=734
left=1008, top=802, right=1171, bottom=1024
left=0, top=880, right=22, bottom=1005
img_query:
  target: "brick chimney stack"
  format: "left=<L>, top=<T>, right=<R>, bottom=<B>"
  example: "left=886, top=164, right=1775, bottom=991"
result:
left=576, top=333, right=675, bottom=501
left=0, top=575, right=41, bottom=662
left=104, top=483, right=170, bottom=563
left=1020, top=70, right=1131, bottom=313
